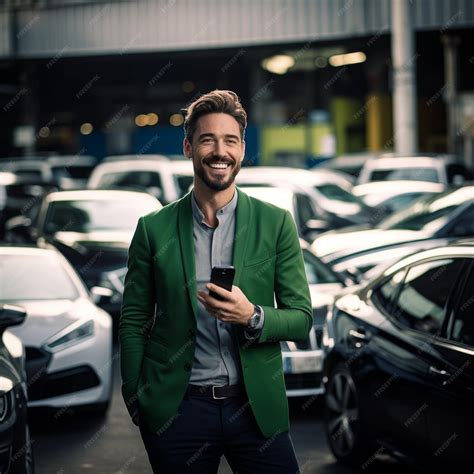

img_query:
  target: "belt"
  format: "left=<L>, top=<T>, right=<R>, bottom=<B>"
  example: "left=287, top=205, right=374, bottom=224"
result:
left=186, top=384, right=246, bottom=400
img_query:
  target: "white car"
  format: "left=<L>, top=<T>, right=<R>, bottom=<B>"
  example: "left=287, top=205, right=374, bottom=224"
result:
left=88, top=158, right=194, bottom=204
left=0, top=246, right=113, bottom=415
left=357, top=155, right=474, bottom=185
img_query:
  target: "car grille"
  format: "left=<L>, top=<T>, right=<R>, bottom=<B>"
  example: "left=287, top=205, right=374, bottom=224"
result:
left=284, top=372, right=323, bottom=390
left=28, top=365, right=100, bottom=401
left=25, top=347, right=100, bottom=401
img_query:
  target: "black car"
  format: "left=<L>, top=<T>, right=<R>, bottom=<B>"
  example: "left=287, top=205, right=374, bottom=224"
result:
left=0, top=305, right=34, bottom=473
left=322, top=243, right=474, bottom=470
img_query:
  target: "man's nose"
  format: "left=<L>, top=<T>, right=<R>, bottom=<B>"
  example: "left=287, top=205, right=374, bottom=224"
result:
left=214, top=139, right=227, bottom=157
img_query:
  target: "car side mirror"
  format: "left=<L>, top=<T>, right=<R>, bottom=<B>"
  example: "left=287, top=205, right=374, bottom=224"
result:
left=90, top=286, right=114, bottom=306
left=0, top=305, right=27, bottom=330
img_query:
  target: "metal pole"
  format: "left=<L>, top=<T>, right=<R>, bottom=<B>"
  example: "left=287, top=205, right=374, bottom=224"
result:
left=391, top=0, right=418, bottom=154
left=441, top=35, right=460, bottom=156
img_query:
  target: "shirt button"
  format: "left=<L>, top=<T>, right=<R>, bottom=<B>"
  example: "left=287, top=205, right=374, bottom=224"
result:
left=184, top=363, right=192, bottom=371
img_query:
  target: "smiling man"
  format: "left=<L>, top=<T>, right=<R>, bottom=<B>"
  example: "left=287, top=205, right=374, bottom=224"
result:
left=119, top=90, right=312, bottom=473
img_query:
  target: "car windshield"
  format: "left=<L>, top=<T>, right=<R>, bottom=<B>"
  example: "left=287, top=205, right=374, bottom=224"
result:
left=303, top=249, right=340, bottom=284
left=315, top=184, right=361, bottom=204
left=377, top=192, right=461, bottom=231
left=369, top=167, right=439, bottom=183
left=0, top=254, right=79, bottom=301
left=98, top=171, right=162, bottom=189
left=52, top=165, right=94, bottom=180
left=44, top=198, right=156, bottom=233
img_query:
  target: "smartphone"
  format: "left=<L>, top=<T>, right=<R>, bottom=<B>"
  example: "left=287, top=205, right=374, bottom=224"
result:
left=209, top=266, right=235, bottom=300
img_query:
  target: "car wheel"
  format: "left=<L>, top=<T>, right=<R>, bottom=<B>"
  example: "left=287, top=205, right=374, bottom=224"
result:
left=324, top=362, right=375, bottom=466
left=10, top=424, right=34, bottom=474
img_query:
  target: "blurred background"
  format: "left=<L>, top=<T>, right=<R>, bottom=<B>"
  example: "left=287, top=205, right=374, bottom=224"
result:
left=1, top=1, right=474, bottom=473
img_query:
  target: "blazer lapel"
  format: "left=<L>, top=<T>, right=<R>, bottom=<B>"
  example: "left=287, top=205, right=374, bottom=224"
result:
left=233, top=187, right=251, bottom=287
left=178, top=192, right=198, bottom=320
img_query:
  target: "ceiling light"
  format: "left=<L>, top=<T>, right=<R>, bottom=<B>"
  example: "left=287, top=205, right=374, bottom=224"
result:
left=329, top=52, right=366, bottom=67
left=261, top=55, right=295, bottom=75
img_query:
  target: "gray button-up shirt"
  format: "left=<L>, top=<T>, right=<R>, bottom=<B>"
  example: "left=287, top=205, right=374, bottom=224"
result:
left=189, top=189, right=263, bottom=386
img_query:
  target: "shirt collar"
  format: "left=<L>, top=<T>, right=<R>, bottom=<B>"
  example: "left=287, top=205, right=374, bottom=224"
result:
left=191, top=188, right=238, bottom=226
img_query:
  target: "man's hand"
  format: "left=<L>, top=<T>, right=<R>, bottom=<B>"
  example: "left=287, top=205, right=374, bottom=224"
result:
left=197, top=284, right=254, bottom=326
left=131, top=409, right=140, bottom=426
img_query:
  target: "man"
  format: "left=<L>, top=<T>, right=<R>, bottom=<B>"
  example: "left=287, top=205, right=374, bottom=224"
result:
left=119, top=90, right=312, bottom=473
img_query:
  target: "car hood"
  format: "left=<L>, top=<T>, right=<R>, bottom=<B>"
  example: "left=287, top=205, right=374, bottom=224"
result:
left=311, top=228, right=429, bottom=260
left=6, top=298, right=97, bottom=347
left=309, top=283, right=343, bottom=308
left=53, top=230, right=134, bottom=249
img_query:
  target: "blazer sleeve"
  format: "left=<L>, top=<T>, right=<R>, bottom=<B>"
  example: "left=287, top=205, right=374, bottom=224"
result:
left=119, top=216, right=155, bottom=419
left=258, top=210, right=312, bottom=343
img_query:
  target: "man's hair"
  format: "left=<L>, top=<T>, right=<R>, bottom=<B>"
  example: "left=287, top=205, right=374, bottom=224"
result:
left=183, top=90, right=247, bottom=143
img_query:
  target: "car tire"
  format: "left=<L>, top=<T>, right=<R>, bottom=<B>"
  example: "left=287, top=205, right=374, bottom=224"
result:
left=10, top=423, right=34, bottom=474
left=324, top=362, right=376, bottom=467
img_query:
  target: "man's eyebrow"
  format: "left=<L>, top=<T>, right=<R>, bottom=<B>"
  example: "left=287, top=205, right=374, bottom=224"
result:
left=198, top=133, right=241, bottom=140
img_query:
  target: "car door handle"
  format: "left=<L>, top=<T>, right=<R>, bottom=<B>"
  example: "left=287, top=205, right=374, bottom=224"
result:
left=429, top=366, right=451, bottom=378
left=349, top=328, right=371, bottom=342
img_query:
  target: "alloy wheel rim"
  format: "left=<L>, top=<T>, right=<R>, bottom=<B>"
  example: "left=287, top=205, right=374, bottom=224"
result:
left=326, top=371, right=359, bottom=456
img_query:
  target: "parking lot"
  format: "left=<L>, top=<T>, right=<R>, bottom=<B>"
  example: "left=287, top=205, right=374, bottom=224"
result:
left=28, top=343, right=419, bottom=474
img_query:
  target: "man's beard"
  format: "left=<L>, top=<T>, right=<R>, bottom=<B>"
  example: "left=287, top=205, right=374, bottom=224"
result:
left=195, top=158, right=241, bottom=191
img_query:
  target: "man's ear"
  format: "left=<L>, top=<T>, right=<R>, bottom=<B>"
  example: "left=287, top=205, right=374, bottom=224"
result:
left=183, top=138, right=192, bottom=158
left=240, top=140, right=246, bottom=163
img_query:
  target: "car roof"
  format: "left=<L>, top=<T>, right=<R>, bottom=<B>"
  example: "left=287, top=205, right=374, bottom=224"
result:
left=364, top=155, right=456, bottom=168
left=47, top=155, right=97, bottom=166
left=45, top=189, right=159, bottom=201
left=0, top=244, right=58, bottom=256
left=92, top=159, right=185, bottom=172
left=238, top=167, right=350, bottom=186
left=103, top=154, right=169, bottom=162
left=353, top=180, right=446, bottom=195
left=381, top=244, right=474, bottom=277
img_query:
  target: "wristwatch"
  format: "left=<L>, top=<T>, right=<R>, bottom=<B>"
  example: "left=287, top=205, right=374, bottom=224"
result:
left=247, top=304, right=262, bottom=329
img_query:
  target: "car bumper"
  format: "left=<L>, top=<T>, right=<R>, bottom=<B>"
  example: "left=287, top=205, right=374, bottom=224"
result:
left=282, top=349, right=325, bottom=397
left=25, top=325, right=113, bottom=408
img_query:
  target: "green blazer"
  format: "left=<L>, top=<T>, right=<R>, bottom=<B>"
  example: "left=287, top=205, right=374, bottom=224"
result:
left=119, top=187, right=312, bottom=437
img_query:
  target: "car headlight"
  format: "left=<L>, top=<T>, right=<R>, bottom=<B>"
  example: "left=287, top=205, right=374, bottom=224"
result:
left=43, top=320, right=94, bottom=352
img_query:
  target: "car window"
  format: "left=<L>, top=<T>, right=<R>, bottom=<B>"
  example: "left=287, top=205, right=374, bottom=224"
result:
left=388, top=259, right=464, bottom=335
left=378, top=193, right=429, bottom=213
left=369, top=168, right=440, bottom=183
left=295, top=193, right=318, bottom=227
left=447, top=204, right=474, bottom=237
left=302, top=249, right=340, bottom=285
left=446, top=164, right=474, bottom=183
left=448, top=265, right=474, bottom=347
left=315, top=184, right=360, bottom=204
left=0, top=254, right=79, bottom=301
left=373, top=269, right=407, bottom=314
left=175, top=175, right=194, bottom=197
left=44, top=198, right=158, bottom=233
left=98, top=171, right=163, bottom=191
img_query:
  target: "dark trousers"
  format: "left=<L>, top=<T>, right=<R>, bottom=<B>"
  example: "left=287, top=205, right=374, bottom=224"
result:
left=138, top=392, right=300, bottom=473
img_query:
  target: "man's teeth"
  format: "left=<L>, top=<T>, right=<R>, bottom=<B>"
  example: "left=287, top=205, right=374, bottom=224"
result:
left=208, top=163, right=229, bottom=169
